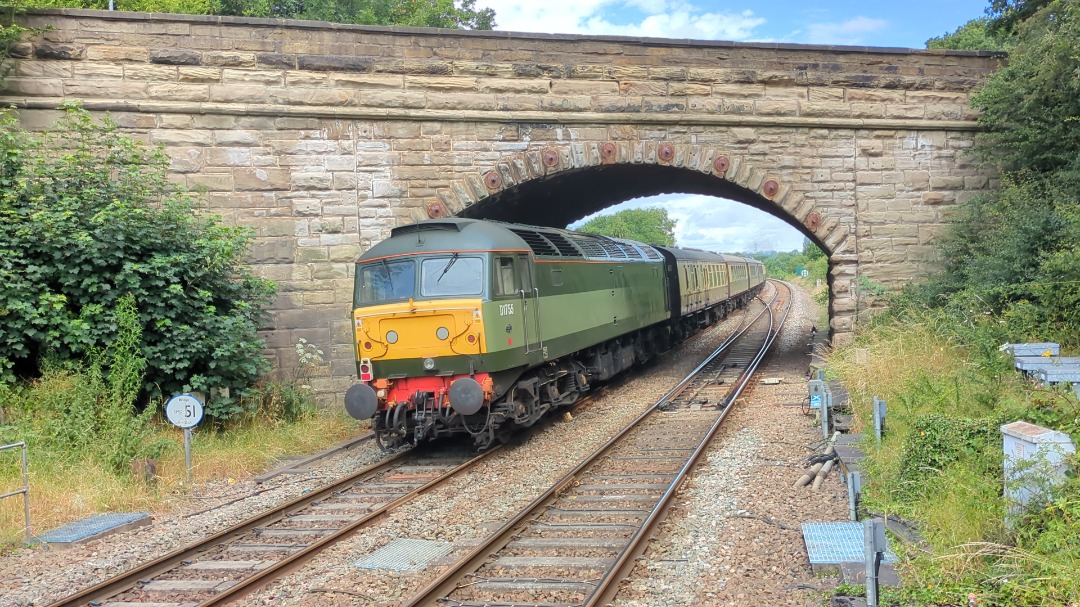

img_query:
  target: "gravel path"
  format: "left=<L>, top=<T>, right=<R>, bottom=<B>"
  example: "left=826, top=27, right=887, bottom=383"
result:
left=616, top=283, right=848, bottom=607
left=0, top=282, right=845, bottom=607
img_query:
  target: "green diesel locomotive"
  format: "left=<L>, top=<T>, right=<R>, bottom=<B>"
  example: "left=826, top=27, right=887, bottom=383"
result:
left=345, top=218, right=765, bottom=449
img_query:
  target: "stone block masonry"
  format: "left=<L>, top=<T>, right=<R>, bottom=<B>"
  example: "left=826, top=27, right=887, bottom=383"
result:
left=1, top=9, right=1003, bottom=401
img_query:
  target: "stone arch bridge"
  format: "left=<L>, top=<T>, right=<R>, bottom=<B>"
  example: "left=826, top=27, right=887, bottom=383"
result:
left=3, top=10, right=1003, bottom=397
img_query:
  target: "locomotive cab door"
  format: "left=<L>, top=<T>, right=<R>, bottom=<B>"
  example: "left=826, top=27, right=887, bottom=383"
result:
left=517, top=254, right=543, bottom=356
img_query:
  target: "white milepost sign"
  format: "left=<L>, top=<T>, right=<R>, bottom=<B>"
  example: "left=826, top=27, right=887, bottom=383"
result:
left=166, top=393, right=204, bottom=429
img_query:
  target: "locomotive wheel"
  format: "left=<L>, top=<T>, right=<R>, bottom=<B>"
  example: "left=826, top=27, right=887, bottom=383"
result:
left=375, top=428, right=402, bottom=451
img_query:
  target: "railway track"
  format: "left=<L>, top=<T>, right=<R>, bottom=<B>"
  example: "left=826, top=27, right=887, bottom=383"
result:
left=47, top=444, right=492, bottom=607
left=401, top=280, right=791, bottom=607
left=44, top=283, right=785, bottom=607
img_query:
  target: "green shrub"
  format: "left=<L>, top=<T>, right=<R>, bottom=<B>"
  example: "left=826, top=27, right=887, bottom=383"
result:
left=899, top=414, right=1004, bottom=491
left=1, top=295, right=168, bottom=473
left=0, top=105, right=275, bottom=421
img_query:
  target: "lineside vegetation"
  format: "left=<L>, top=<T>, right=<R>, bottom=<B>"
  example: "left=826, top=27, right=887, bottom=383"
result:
left=0, top=104, right=358, bottom=548
left=829, top=1, right=1080, bottom=604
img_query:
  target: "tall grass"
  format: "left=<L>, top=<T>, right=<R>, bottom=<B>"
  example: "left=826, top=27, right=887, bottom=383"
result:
left=0, top=298, right=362, bottom=550
left=0, top=411, right=360, bottom=548
left=829, top=304, right=1080, bottom=606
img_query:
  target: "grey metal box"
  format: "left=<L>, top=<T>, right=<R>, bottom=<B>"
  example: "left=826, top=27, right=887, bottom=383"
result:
left=1001, top=421, right=1075, bottom=524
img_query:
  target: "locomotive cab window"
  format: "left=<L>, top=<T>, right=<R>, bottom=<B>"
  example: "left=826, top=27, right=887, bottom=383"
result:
left=356, top=259, right=416, bottom=304
left=421, top=255, right=484, bottom=297
left=496, top=257, right=516, bottom=296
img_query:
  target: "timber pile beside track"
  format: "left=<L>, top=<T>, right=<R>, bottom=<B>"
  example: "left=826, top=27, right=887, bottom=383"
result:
left=403, top=280, right=792, bottom=607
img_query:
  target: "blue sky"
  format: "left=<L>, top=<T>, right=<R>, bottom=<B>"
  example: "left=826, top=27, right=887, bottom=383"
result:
left=478, top=0, right=988, bottom=48
left=474, top=0, right=990, bottom=253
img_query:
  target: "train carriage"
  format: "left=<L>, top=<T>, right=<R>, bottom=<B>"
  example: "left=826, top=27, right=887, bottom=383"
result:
left=346, top=218, right=765, bottom=449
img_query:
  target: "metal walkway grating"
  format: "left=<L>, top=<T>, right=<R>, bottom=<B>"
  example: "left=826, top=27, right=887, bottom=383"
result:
left=353, top=538, right=453, bottom=572
left=36, top=512, right=150, bottom=544
left=802, top=522, right=898, bottom=565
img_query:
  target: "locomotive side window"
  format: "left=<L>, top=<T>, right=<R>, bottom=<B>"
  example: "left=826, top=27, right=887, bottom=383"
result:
left=495, top=257, right=516, bottom=296
left=421, top=255, right=484, bottom=297
left=356, top=259, right=416, bottom=304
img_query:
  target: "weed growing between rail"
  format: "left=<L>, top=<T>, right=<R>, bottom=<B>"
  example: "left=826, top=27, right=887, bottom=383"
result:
left=829, top=305, right=1080, bottom=606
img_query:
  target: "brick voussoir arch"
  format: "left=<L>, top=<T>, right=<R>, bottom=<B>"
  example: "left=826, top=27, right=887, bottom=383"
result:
left=427, top=140, right=848, bottom=257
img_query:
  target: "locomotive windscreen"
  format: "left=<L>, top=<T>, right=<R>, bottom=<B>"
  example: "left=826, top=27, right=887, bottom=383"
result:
left=356, top=260, right=416, bottom=304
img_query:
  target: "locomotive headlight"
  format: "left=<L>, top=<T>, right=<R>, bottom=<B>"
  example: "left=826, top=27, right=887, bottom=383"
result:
left=436, top=326, right=449, bottom=340
left=376, top=389, right=387, bottom=398
left=423, top=357, right=436, bottom=370
left=386, top=330, right=399, bottom=344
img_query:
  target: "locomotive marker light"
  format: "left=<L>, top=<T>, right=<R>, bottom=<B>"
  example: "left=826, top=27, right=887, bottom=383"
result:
left=166, top=393, right=204, bottom=485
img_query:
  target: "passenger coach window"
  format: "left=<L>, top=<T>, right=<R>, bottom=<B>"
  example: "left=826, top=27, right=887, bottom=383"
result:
left=496, top=257, right=516, bottom=296
left=356, top=259, right=416, bottom=304
left=421, top=255, right=484, bottom=297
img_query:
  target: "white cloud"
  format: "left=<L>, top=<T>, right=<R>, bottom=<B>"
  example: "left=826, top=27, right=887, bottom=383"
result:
left=805, top=16, right=888, bottom=45
left=479, top=0, right=765, bottom=40
left=570, top=194, right=806, bottom=254
left=584, top=7, right=764, bottom=39
left=480, top=0, right=611, bottom=35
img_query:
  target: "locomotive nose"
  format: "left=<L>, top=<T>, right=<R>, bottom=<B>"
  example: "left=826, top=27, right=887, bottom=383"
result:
left=345, top=383, right=378, bottom=420
left=449, top=377, right=484, bottom=415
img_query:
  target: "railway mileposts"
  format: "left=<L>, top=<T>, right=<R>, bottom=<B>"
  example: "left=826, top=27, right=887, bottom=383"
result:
left=165, top=393, right=205, bottom=484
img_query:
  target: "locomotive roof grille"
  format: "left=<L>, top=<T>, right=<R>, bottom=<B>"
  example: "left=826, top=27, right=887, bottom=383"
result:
left=597, top=238, right=629, bottom=258
left=612, top=240, right=645, bottom=260
left=543, top=232, right=585, bottom=257
left=508, top=228, right=562, bottom=257
left=569, top=236, right=608, bottom=258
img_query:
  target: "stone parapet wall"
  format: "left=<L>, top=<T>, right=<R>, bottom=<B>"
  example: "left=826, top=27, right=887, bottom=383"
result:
left=1, top=9, right=1003, bottom=400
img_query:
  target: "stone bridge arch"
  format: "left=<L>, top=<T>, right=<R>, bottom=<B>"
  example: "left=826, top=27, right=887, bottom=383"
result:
left=2, top=9, right=1004, bottom=397
left=409, top=140, right=854, bottom=339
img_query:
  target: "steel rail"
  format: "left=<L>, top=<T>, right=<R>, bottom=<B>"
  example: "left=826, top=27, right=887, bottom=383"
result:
left=401, top=283, right=786, bottom=607
left=46, top=446, right=495, bottom=607
left=46, top=285, right=768, bottom=607
left=209, top=311, right=736, bottom=607
left=196, top=447, right=497, bottom=607
left=584, top=280, right=792, bottom=606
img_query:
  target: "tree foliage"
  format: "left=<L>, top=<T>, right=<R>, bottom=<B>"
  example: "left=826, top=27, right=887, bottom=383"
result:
left=16, top=0, right=496, bottom=29
left=0, top=105, right=276, bottom=419
left=575, top=207, right=677, bottom=246
left=973, top=1, right=1080, bottom=174
left=986, top=0, right=1056, bottom=33
left=926, top=17, right=1005, bottom=50
left=213, top=0, right=494, bottom=28
left=750, top=239, right=827, bottom=283
left=923, top=0, right=1080, bottom=346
